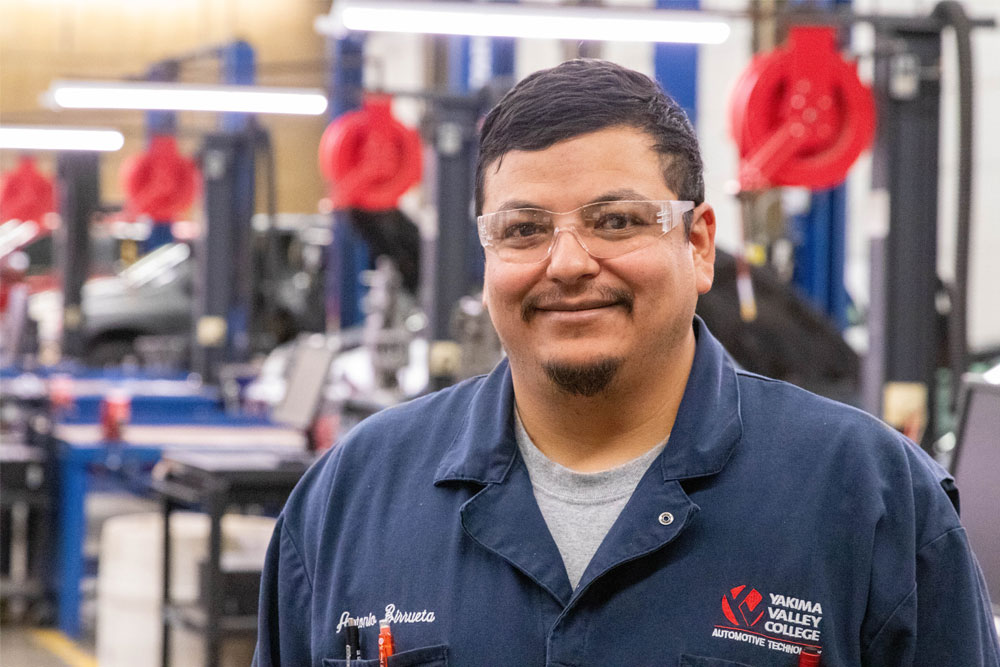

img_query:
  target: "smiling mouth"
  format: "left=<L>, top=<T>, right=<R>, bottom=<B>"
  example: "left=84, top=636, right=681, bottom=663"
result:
left=521, top=287, right=635, bottom=321
left=538, top=302, right=618, bottom=313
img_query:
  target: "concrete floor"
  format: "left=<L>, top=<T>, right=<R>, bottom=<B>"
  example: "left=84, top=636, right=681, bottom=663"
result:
left=0, top=625, right=96, bottom=667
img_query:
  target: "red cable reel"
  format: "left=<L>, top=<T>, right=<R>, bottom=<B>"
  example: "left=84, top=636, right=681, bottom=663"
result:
left=1, top=156, right=56, bottom=225
left=730, top=25, right=876, bottom=191
left=318, top=94, right=423, bottom=211
left=727, top=26, right=876, bottom=322
left=120, top=134, right=200, bottom=221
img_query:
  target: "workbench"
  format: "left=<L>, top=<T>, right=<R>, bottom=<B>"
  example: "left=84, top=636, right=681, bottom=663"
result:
left=155, top=450, right=313, bottom=667
left=49, top=422, right=306, bottom=638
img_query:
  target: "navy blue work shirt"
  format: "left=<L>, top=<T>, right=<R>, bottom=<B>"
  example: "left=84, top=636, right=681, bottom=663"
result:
left=254, top=319, right=1000, bottom=666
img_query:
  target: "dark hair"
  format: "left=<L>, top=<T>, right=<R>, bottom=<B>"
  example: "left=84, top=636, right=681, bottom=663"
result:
left=475, top=59, right=705, bottom=230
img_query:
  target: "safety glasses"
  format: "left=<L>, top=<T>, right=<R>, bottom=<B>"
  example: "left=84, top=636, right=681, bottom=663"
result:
left=477, top=199, right=694, bottom=264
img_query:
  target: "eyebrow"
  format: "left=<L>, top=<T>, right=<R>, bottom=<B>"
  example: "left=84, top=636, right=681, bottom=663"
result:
left=491, top=188, right=653, bottom=213
left=493, top=199, right=540, bottom=212
left=590, top=188, right=651, bottom=203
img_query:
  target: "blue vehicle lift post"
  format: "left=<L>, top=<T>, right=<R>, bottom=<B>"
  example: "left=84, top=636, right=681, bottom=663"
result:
left=143, top=60, right=181, bottom=252
left=56, top=152, right=101, bottom=360
left=325, top=33, right=370, bottom=331
left=191, top=41, right=259, bottom=382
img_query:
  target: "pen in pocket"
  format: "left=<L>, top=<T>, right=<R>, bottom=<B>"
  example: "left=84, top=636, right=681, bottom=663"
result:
left=345, top=617, right=360, bottom=664
left=378, top=620, right=394, bottom=667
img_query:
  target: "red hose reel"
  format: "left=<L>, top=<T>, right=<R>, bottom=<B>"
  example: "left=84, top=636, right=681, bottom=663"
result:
left=120, top=134, right=200, bottom=221
left=730, top=26, right=876, bottom=191
left=319, top=94, right=423, bottom=211
left=1, top=156, right=55, bottom=224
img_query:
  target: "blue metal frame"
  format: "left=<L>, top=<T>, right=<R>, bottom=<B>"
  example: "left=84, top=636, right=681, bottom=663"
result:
left=789, top=0, right=852, bottom=329
left=221, top=41, right=256, bottom=129
left=144, top=223, right=174, bottom=251
left=453, top=34, right=488, bottom=291
left=491, top=36, right=516, bottom=83
left=449, top=36, right=472, bottom=93
left=223, top=41, right=258, bottom=368
left=191, top=40, right=259, bottom=379
left=144, top=60, right=179, bottom=138
left=477, top=34, right=517, bottom=287
left=655, top=0, right=699, bottom=129
left=142, top=60, right=181, bottom=252
left=56, top=442, right=163, bottom=637
left=220, top=41, right=257, bottom=368
left=326, top=34, right=370, bottom=330
left=791, top=185, right=850, bottom=329
left=56, top=151, right=100, bottom=360
left=52, top=406, right=282, bottom=637
left=426, top=38, right=486, bottom=342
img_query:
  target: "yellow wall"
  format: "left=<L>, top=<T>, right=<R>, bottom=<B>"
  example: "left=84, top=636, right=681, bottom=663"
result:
left=0, top=0, right=330, bottom=214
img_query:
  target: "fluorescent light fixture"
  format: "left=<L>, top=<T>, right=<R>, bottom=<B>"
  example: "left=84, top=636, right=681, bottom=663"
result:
left=0, top=125, right=125, bottom=152
left=44, top=81, right=329, bottom=116
left=316, top=0, right=731, bottom=45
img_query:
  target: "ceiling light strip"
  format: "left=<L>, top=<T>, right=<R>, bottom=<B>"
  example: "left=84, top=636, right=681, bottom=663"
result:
left=318, top=1, right=731, bottom=45
left=45, top=81, right=329, bottom=116
left=0, top=126, right=125, bottom=152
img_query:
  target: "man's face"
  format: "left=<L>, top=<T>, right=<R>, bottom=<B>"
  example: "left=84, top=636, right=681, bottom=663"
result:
left=481, top=125, right=716, bottom=394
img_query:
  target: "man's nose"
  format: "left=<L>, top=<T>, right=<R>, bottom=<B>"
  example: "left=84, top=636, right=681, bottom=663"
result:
left=545, top=227, right=599, bottom=282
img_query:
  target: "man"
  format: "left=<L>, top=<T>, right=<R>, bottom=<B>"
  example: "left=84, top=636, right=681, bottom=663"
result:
left=254, top=59, right=999, bottom=666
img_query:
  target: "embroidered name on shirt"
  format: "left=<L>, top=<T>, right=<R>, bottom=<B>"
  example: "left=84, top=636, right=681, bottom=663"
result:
left=712, top=584, right=823, bottom=656
left=336, top=611, right=378, bottom=633
left=382, top=604, right=436, bottom=625
left=336, top=604, right=437, bottom=634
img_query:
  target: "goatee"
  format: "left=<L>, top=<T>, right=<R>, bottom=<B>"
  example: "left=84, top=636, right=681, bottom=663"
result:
left=542, top=358, right=623, bottom=397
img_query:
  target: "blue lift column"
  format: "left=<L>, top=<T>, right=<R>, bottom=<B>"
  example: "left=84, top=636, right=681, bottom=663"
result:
left=55, top=153, right=100, bottom=362
left=491, top=33, right=516, bottom=90
left=192, top=41, right=258, bottom=381
left=426, top=34, right=484, bottom=346
left=143, top=60, right=180, bottom=252
left=789, top=0, right=852, bottom=331
left=449, top=35, right=471, bottom=94
left=791, top=183, right=849, bottom=330
left=326, top=33, right=370, bottom=330
left=655, top=0, right=699, bottom=129
left=472, top=29, right=516, bottom=288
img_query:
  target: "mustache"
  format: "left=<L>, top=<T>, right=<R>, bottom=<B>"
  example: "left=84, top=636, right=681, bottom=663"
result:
left=521, top=285, right=634, bottom=321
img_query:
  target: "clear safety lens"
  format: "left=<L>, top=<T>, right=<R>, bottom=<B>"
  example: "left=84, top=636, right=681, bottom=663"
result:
left=477, top=200, right=694, bottom=264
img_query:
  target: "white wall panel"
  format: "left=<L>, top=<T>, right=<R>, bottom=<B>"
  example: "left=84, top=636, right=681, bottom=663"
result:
left=363, top=32, right=426, bottom=128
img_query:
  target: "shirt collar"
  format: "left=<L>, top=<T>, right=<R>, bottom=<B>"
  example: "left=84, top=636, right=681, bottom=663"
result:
left=433, top=317, right=743, bottom=485
left=657, top=316, right=743, bottom=480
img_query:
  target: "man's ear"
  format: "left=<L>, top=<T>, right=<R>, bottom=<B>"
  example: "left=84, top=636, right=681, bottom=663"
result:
left=689, top=203, right=716, bottom=295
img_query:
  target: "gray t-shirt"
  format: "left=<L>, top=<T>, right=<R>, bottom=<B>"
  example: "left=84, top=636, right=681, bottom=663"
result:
left=514, top=411, right=668, bottom=590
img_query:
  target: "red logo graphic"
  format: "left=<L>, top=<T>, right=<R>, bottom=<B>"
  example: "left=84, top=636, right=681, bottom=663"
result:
left=721, top=585, right=765, bottom=627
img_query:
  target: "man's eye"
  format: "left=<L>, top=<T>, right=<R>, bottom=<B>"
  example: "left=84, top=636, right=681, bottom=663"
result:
left=594, top=212, right=647, bottom=231
left=502, top=222, right=547, bottom=239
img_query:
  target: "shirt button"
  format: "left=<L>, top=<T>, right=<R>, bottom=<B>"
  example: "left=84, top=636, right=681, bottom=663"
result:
left=658, top=511, right=674, bottom=526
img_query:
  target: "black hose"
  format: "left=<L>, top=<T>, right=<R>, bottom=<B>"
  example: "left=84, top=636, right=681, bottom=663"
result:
left=933, top=0, right=973, bottom=410
left=256, top=129, right=284, bottom=329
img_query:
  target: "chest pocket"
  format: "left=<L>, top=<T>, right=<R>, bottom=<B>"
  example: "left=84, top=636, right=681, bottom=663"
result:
left=322, top=644, right=448, bottom=667
left=678, top=655, right=756, bottom=667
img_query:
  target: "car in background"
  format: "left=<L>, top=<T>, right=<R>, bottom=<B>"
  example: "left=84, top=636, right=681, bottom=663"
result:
left=29, top=242, right=192, bottom=366
left=26, top=214, right=330, bottom=367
